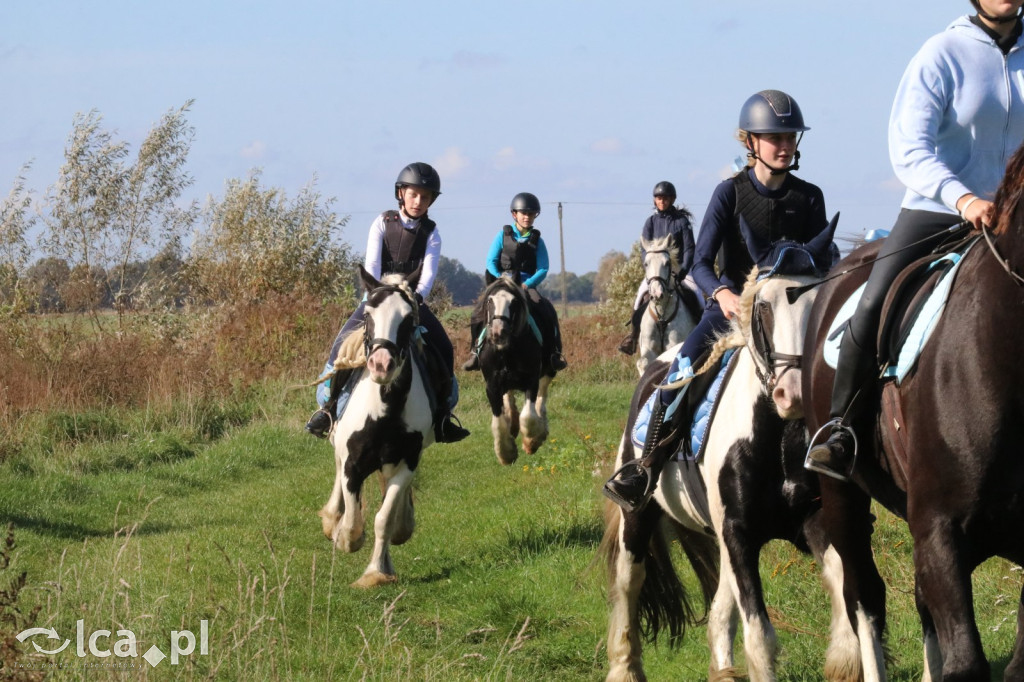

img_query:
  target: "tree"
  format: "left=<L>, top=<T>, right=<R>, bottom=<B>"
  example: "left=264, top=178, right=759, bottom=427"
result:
left=23, top=257, right=70, bottom=313
left=600, top=241, right=644, bottom=322
left=187, top=170, right=355, bottom=305
left=39, top=102, right=198, bottom=322
left=0, top=165, right=36, bottom=316
left=593, top=250, right=627, bottom=302
left=436, top=256, right=483, bottom=305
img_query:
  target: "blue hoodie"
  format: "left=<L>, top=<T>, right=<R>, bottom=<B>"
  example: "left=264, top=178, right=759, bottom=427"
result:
left=890, top=15, right=1024, bottom=213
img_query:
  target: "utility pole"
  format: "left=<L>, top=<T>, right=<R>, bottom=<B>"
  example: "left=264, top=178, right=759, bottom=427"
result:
left=558, top=202, right=567, bottom=318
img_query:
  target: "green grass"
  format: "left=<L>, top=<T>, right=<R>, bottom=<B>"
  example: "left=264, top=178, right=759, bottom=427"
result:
left=0, top=369, right=1020, bottom=680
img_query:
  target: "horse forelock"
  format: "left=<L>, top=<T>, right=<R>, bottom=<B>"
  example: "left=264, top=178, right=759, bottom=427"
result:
left=642, top=234, right=679, bottom=271
left=485, top=276, right=529, bottom=331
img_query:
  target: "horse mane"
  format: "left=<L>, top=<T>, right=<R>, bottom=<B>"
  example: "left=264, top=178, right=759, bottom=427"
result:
left=992, top=142, right=1024, bottom=237
left=643, top=234, right=680, bottom=270
left=661, top=268, right=761, bottom=391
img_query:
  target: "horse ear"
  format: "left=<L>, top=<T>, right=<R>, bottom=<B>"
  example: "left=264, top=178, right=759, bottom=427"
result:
left=359, top=265, right=382, bottom=292
left=806, top=212, right=841, bottom=265
left=406, top=263, right=423, bottom=292
left=738, top=215, right=772, bottom=263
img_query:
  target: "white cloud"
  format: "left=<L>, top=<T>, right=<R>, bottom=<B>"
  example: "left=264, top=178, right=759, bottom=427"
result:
left=240, top=140, right=266, bottom=159
left=433, top=147, right=470, bottom=177
left=590, top=137, right=623, bottom=154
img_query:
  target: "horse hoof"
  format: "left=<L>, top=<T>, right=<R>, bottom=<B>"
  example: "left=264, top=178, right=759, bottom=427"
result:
left=318, top=508, right=340, bottom=540
left=351, top=571, right=398, bottom=589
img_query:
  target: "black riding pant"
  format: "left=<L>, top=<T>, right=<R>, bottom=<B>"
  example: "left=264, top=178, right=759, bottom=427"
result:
left=829, top=209, right=962, bottom=419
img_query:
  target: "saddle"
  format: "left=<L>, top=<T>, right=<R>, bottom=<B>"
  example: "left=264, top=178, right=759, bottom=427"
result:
left=631, top=349, right=739, bottom=461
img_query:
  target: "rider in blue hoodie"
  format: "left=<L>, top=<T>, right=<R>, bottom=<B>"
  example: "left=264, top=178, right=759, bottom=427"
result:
left=807, top=1, right=1024, bottom=480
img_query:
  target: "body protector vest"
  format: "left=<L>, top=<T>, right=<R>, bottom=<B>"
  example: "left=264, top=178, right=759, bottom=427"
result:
left=498, top=224, right=541, bottom=283
left=719, top=171, right=816, bottom=286
left=380, top=210, right=435, bottom=276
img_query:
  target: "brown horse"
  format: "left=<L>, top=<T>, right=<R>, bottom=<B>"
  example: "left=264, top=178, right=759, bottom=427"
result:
left=802, top=148, right=1024, bottom=680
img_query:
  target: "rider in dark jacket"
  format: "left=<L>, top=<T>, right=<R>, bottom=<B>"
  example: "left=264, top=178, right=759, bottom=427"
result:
left=618, top=181, right=696, bottom=355
left=604, top=90, right=830, bottom=512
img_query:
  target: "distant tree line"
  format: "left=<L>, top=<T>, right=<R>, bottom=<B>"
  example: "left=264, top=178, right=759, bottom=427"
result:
left=0, top=101, right=624, bottom=321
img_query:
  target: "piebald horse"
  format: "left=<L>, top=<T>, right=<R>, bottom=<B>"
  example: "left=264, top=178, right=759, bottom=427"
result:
left=318, top=266, right=433, bottom=588
left=478, top=274, right=553, bottom=465
left=602, top=244, right=860, bottom=682
left=637, top=234, right=701, bottom=376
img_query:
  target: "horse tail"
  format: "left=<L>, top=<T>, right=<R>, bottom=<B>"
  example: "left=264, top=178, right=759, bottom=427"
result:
left=639, top=517, right=719, bottom=644
left=598, top=498, right=719, bottom=648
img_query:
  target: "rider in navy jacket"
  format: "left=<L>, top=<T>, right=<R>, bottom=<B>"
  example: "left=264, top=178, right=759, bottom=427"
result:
left=604, top=90, right=831, bottom=513
left=618, top=181, right=696, bottom=355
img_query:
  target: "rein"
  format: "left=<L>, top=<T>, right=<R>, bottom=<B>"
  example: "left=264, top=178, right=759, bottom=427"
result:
left=981, top=224, right=1024, bottom=287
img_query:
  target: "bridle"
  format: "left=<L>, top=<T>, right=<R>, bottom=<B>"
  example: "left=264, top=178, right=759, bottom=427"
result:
left=486, top=281, right=527, bottom=339
left=362, top=284, right=418, bottom=364
left=749, top=285, right=802, bottom=393
left=645, top=248, right=681, bottom=324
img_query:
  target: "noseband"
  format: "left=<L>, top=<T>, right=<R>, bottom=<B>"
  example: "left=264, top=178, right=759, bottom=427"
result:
left=750, top=298, right=801, bottom=393
left=362, top=284, right=418, bottom=363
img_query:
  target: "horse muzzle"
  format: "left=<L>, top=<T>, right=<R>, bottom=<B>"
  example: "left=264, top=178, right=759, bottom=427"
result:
left=770, top=368, right=803, bottom=419
left=366, top=347, right=400, bottom=384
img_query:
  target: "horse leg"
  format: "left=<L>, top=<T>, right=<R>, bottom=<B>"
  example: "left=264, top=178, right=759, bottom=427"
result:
left=521, top=376, right=552, bottom=455
left=706, top=555, right=740, bottom=680
left=721, top=531, right=777, bottom=682
left=911, top=517, right=988, bottom=681
left=504, top=392, right=520, bottom=438
left=318, top=443, right=347, bottom=540
left=820, top=477, right=887, bottom=681
left=812, top=539, right=862, bottom=681
left=605, top=508, right=651, bottom=682
left=1003, top=583, right=1024, bottom=681
left=352, top=464, right=413, bottom=588
left=390, top=482, right=415, bottom=546
left=916, top=582, right=941, bottom=682
left=487, top=385, right=518, bottom=465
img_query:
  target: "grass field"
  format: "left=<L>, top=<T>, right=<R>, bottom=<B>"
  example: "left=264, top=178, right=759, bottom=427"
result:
left=1, top=357, right=1021, bottom=680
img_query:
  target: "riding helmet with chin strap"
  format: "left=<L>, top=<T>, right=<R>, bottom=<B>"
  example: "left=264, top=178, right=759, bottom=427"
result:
left=394, top=162, right=442, bottom=202
left=510, top=192, right=542, bottom=215
left=970, top=0, right=1023, bottom=23
left=739, top=89, right=809, bottom=174
left=652, top=181, right=677, bottom=200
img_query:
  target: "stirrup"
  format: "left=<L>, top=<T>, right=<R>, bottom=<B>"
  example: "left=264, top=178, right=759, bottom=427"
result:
left=305, top=408, right=334, bottom=439
left=602, top=459, right=656, bottom=513
left=804, top=418, right=858, bottom=481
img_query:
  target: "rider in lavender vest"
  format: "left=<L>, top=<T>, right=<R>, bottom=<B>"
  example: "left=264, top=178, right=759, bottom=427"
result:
left=806, top=1, right=1024, bottom=480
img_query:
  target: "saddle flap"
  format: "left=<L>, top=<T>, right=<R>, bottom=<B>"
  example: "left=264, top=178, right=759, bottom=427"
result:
left=877, top=253, right=955, bottom=366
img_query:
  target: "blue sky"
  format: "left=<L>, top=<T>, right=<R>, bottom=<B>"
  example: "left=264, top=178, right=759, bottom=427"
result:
left=2, top=1, right=970, bottom=274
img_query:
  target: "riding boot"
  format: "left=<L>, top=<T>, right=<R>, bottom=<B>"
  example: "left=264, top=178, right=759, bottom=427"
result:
left=434, top=373, right=471, bottom=443
left=617, top=305, right=645, bottom=356
left=462, top=322, right=483, bottom=371
left=805, top=331, right=875, bottom=480
left=603, top=357, right=694, bottom=512
left=306, top=367, right=352, bottom=439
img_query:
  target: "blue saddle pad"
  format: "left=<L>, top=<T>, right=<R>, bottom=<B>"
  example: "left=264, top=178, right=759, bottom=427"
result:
left=824, top=249, right=968, bottom=384
left=631, top=348, right=737, bottom=461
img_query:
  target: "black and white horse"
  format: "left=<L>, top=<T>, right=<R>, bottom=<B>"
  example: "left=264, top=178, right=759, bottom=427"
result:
left=602, top=264, right=860, bottom=682
left=318, top=266, right=433, bottom=588
left=636, top=234, right=701, bottom=375
left=478, top=275, right=554, bottom=465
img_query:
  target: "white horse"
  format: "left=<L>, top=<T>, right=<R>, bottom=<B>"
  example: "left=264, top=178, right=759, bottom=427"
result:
left=636, top=234, right=700, bottom=376
left=478, top=275, right=553, bottom=465
left=602, top=262, right=861, bottom=682
left=318, top=265, right=433, bottom=588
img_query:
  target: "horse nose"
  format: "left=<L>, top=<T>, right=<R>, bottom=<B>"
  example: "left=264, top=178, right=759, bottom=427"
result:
left=770, top=372, right=802, bottom=419
left=366, top=348, right=394, bottom=378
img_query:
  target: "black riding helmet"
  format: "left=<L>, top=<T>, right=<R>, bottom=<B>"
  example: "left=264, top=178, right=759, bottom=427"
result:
left=652, top=181, right=676, bottom=199
left=510, top=192, right=541, bottom=215
left=394, top=162, right=441, bottom=202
